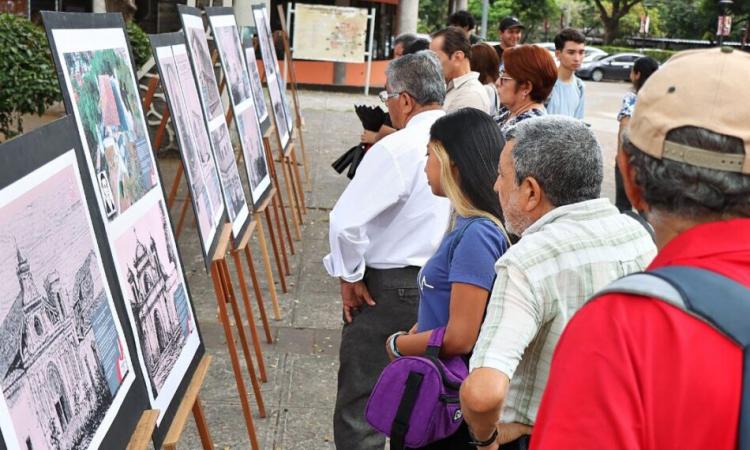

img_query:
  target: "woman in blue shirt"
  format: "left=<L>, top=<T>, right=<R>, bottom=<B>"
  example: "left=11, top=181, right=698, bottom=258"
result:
left=384, top=108, right=510, bottom=449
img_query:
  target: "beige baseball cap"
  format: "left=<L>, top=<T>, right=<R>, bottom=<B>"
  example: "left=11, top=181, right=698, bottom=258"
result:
left=628, top=47, right=750, bottom=175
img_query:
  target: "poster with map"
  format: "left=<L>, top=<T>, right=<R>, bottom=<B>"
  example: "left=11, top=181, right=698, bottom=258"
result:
left=292, top=4, right=368, bottom=63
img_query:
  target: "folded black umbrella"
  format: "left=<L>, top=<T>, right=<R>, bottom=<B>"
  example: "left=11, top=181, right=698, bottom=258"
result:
left=331, top=105, right=392, bottom=179
left=332, top=144, right=359, bottom=175
left=355, top=105, right=390, bottom=132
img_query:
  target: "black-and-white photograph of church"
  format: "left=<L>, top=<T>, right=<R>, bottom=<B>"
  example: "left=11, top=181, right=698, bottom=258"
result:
left=114, top=199, right=193, bottom=397
left=0, top=158, right=131, bottom=450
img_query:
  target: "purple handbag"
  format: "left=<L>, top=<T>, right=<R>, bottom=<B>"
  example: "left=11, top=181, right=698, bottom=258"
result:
left=365, top=327, right=469, bottom=449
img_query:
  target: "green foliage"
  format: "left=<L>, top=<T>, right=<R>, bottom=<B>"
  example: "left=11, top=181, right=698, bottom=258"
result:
left=597, top=45, right=675, bottom=62
left=125, top=21, right=152, bottom=68
left=0, top=13, right=62, bottom=138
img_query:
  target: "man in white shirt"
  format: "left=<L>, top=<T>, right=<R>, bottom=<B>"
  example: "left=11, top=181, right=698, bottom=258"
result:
left=459, top=116, right=656, bottom=449
left=430, top=27, right=491, bottom=113
left=546, top=28, right=586, bottom=119
left=325, top=51, right=451, bottom=450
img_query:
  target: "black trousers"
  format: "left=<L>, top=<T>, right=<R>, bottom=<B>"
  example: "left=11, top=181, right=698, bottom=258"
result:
left=333, top=266, right=421, bottom=450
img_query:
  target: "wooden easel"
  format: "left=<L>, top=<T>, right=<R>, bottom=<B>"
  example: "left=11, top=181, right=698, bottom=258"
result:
left=208, top=224, right=264, bottom=450
left=277, top=4, right=311, bottom=190
left=220, top=86, right=292, bottom=294
left=162, top=355, right=216, bottom=450
left=127, top=409, right=159, bottom=450
left=264, top=123, right=304, bottom=241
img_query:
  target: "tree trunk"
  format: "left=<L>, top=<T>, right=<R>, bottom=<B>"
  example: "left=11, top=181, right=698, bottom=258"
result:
left=603, top=17, right=620, bottom=44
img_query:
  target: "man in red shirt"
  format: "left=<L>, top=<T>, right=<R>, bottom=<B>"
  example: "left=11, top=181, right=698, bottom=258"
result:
left=530, top=47, right=750, bottom=450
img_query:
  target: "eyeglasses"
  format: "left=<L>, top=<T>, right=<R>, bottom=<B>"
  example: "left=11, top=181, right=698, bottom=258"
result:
left=378, top=90, right=401, bottom=103
left=498, top=72, right=514, bottom=86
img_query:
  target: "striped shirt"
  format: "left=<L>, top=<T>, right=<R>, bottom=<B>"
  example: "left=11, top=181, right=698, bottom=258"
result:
left=470, top=198, right=657, bottom=426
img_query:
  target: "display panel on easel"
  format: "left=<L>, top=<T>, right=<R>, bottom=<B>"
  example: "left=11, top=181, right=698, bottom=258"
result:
left=240, top=26, right=271, bottom=134
left=252, top=4, right=293, bottom=152
left=177, top=5, right=252, bottom=245
left=207, top=7, right=272, bottom=209
left=0, top=117, right=148, bottom=450
left=42, top=12, right=205, bottom=447
left=150, top=32, right=226, bottom=269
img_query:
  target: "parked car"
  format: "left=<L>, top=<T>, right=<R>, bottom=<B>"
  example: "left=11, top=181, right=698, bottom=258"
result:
left=583, top=47, right=607, bottom=63
left=577, top=52, right=643, bottom=81
left=534, top=42, right=608, bottom=67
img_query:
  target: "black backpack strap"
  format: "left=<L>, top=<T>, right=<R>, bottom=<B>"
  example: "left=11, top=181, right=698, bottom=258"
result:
left=593, top=266, right=750, bottom=450
left=390, top=372, right=424, bottom=450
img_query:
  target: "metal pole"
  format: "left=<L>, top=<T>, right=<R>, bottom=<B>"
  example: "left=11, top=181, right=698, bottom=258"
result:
left=480, top=0, right=489, bottom=39
left=364, top=8, right=376, bottom=96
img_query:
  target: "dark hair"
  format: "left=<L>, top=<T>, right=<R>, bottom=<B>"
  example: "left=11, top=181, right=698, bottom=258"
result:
left=553, top=28, right=585, bottom=51
left=503, top=45, right=558, bottom=103
left=431, top=26, right=472, bottom=58
left=632, top=56, right=659, bottom=92
left=403, top=38, right=431, bottom=55
left=429, top=108, right=505, bottom=222
left=470, top=43, right=500, bottom=84
left=623, top=126, right=750, bottom=218
left=448, top=10, right=475, bottom=30
left=394, top=33, right=419, bottom=51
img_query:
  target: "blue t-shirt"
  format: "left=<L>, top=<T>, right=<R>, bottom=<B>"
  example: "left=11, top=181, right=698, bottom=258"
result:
left=546, top=77, right=585, bottom=119
left=416, top=216, right=509, bottom=332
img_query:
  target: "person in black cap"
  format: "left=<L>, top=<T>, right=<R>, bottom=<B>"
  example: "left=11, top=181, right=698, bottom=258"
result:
left=493, top=17, right=524, bottom=69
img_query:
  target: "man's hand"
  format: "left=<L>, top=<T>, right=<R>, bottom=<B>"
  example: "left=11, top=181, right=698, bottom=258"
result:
left=340, top=280, right=376, bottom=323
left=360, top=130, right=379, bottom=144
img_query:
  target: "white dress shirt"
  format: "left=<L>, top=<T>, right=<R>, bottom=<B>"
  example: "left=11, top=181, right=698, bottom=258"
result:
left=323, top=109, right=451, bottom=282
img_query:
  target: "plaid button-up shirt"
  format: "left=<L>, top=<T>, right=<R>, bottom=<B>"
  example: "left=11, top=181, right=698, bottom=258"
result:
left=470, top=198, right=657, bottom=425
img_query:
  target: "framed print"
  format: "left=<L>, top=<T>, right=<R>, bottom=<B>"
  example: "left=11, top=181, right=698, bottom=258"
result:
left=252, top=4, right=293, bottom=153
left=43, top=12, right=206, bottom=447
left=207, top=8, right=272, bottom=209
left=0, top=117, right=146, bottom=450
left=178, top=5, right=252, bottom=245
left=240, top=26, right=271, bottom=134
left=150, top=33, right=226, bottom=268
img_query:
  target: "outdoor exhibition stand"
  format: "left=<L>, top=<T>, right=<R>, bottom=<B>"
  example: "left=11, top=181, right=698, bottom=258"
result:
left=252, top=4, right=307, bottom=231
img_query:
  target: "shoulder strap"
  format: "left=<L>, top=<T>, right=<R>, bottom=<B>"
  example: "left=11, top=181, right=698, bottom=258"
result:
left=593, top=266, right=750, bottom=450
left=447, top=217, right=491, bottom=262
left=576, top=76, right=584, bottom=98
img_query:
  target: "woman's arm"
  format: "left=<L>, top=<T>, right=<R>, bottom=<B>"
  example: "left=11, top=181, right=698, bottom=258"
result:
left=390, top=282, right=490, bottom=359
left=617, top=116, right=630, bottom=154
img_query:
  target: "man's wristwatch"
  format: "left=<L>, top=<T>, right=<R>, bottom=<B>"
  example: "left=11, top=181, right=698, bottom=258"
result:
left=468, top=428, right=498, bottom=447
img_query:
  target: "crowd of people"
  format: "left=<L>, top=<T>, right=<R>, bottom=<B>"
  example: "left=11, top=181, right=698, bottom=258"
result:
left=324, top=12, right=750, bottom=450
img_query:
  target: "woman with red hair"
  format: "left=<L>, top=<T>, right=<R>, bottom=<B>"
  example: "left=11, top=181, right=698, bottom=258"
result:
left=495, top=44, right=558, bottom=137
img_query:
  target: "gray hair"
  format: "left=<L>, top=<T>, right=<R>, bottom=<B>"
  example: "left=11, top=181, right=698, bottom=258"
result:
left=623, top=126, right=750, bottom=218
left=386, top=50, right=446, bottom=106
left=394, top=33, right=419, bottom=49
left=507, top=115, right=602, bottom=206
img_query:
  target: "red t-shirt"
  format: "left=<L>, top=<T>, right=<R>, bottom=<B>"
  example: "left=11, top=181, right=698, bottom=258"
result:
left=530, top=218, right=750, bottom=450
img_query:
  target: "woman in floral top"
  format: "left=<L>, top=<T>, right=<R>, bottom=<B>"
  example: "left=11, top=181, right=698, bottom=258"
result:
left=493, top=45, right=557, bottom=137
left=615, top=56, right=659, bottom=211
